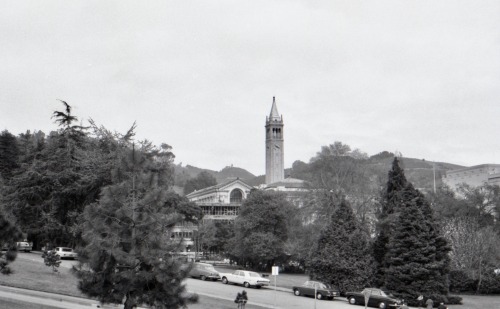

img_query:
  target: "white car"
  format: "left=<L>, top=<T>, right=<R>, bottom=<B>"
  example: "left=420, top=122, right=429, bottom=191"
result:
left=220, top=270, right=270, bottom=288
left=52, top=247, right=78, bottom=260
left=16, top=242, right=33, bottom=252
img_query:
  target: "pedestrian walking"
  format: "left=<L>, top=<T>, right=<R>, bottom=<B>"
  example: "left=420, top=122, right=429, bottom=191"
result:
left=234, top=290, right=248, bottom=309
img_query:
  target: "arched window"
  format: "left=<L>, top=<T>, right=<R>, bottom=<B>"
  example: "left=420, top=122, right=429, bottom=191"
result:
left=230, top=189, right=243, bottom=203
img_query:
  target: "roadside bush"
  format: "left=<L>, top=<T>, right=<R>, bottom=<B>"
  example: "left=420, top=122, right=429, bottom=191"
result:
left=42, top=250, right=61, bottom=273
left=449, top=270, right=476, bottom=293
left=477, top=273, right=500, bottom=294
left=447, top=295, right=463, bottom=304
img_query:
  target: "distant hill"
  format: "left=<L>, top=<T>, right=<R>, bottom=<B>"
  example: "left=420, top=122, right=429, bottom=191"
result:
left=174, top=155, right=466, bottom=195
left=173, top=164, right=256, bottom=189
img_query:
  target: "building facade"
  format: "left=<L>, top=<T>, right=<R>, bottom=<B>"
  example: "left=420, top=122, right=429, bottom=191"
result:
left=443, top=164, right=500, bottom=190
left=186, top=178, right=254, bottom=222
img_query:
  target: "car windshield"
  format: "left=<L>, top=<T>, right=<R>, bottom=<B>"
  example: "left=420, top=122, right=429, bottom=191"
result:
left=248, top=272, right=260, bottom=277
left=62, top=248, right=73, bottom=252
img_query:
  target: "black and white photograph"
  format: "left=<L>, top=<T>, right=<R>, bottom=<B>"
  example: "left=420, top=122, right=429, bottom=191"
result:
left=1, top=1, right=499, bottom=308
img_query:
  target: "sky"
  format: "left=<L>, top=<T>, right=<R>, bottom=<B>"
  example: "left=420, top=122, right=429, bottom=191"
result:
left=1, top=1, right=499, bottom=176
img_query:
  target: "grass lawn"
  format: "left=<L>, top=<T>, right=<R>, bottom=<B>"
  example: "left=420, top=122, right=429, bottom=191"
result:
left=0, top=253, right=83, bottom=297
left=0, top=253, right=267, bottom=309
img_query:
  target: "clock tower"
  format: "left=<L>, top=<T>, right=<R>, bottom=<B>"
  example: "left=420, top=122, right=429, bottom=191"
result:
left=265, top=97, right=285, bottom=184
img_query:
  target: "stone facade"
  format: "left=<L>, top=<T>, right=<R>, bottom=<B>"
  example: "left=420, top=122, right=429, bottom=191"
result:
left=443, top=164, right=500, bottom=190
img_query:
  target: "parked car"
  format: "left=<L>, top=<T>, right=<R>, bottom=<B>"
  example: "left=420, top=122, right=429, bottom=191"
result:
left=50, top=247, right=78, bottom=260
left=188, top=262, right=220, bottom=281
left=16, top=242, right=32, bottom=252
left=292, top=280, right=340, bottom=300
left=220, top=270, right=270, bottom=288
left=346, top=288, right=401, bottom=309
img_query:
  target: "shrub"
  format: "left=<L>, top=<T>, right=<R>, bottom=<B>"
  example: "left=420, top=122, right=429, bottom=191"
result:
left=449, top=270, right=476, bottom=293
left=42, top=250, right=61, bottom=273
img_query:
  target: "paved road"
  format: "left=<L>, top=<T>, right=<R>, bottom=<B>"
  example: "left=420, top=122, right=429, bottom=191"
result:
left=186, top=277, right=353, bottom=309
left=0, top=285, right=116, bottom=309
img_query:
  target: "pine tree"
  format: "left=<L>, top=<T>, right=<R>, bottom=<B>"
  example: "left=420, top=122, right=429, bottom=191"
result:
left=385, top=183, right=451, bottom=305
left=373, top=157, right=408, bottom=286
left=307, top=199, right=373, bottom=293
left=374, top=158, right=452, bottom=305
left=74, top=144, right=201, bottom=309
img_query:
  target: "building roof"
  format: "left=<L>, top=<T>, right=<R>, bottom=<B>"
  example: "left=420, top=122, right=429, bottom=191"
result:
left=185, top=178, right=254, bottom=199
left=265, top=177, right=307, bottom=189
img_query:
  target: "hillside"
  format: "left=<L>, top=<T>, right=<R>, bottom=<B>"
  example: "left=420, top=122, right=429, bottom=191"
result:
left=174, top=164, right=256, bottom=188
left=174, top=155, right=466, bottom=195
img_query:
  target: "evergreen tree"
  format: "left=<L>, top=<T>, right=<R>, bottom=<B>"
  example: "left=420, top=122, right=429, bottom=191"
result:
left=374, top=158, right=452, bottom=305
left=0, top=212, right=22, bottom=274
left=74, top=144, right=201, bottom=309
left=307, top=199, right=373, bottom=293
left=0, top=130, right=20, bottom=181
left=385, top=183, right=451, bottom=305
left=373, top=157, right=408, bottom=286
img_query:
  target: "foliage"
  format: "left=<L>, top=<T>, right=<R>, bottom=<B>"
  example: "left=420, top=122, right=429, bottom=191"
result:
left=0, top=130, right=20, bottom=181
left=0, top=211, right=22, bottom=274
left=42, top=250, right=61, bottom=273
left=385, top=183, right=451, bottom=305
left=184, top=171, right=217, bottom=195
left=74, top=143, right=201, bottom=309
left=442, top=218, right=500, bottom=293
left=374, top=158, right=453, bottom=305
left=229, top=190, right=294, bottom=270
left=306, top=199, right=373, bottom=293
left=373, top=157, right=408, bottom=286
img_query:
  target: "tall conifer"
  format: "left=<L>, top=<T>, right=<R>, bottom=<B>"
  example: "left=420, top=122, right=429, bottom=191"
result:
left=373, top=157, right=408, bottom=286
left=375, top=158, right=452, bottom=305
left=307, top=199, right=372, bottom=293
left=74, top=144, right=201, bottom=309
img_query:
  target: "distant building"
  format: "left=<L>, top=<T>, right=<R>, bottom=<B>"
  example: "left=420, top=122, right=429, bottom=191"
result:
left=443, top=164, right=500, bottom=190
left=186, top=178, right=253, bottom=223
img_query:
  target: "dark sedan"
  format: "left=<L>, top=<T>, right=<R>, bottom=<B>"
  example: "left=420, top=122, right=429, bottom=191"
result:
left=346, top=288, right=401, bottom=308
left=292, top=280, right=340, bottom=300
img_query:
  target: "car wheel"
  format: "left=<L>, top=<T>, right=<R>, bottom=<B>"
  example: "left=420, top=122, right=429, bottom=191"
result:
left=316, top=293, right=323, bottom=300
left=349, top=297, right=356, bottom=305
left=294, top=289, right=301, bottom=296
left=244, top=282, right=250, bottom=288
left=222, top=277, right=228, bottom=284
left=256, top=286, right=262, bottom=289
left=201, top=275, right=206, bottom=281
left=379, top=302, right=386, bottom=309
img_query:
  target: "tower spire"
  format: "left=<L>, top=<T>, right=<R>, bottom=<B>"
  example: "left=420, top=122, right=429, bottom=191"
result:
left=269, top=96, right=281, bottom=121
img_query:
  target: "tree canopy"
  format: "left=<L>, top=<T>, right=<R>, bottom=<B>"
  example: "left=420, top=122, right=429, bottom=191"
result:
left=74, top=143, right=201, bottom=309
left=229, top=190, right=295, bottom=270
left=306, top=198, right=373, bottom=293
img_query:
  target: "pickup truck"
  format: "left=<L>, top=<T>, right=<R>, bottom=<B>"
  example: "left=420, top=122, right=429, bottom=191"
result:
left=220, top=270, right=270, bottom=289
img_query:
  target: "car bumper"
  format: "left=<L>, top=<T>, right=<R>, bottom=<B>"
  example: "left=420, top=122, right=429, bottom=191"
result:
left=254, top=281, right=270, bottom=286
